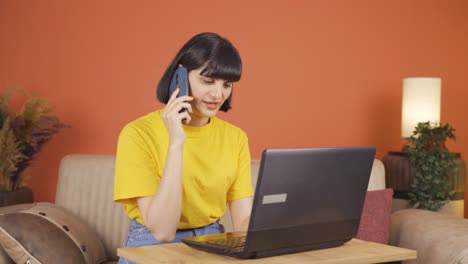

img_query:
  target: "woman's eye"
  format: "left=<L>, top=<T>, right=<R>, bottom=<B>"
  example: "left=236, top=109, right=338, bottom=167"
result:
left=223, top=83, right=233, bottom=89
left=202, top=78, right=214, bottom=84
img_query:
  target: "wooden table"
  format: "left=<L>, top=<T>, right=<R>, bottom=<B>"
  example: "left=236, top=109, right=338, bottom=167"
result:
left=117, top=238, right=417, bottom=264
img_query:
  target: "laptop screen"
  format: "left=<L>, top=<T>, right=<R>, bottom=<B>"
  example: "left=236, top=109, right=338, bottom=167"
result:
left=245, top=147, right=375, bottom=252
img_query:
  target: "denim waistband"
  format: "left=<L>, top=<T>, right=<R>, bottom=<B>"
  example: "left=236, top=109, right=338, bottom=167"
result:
left=129, top=219, right=224, bottom=233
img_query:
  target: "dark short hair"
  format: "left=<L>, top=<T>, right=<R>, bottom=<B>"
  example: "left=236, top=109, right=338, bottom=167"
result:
left=156, top=32, right=242, bottom=112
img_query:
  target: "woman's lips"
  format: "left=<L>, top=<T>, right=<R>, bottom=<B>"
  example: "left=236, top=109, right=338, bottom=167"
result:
left=204, top=101, right=219, bottom=110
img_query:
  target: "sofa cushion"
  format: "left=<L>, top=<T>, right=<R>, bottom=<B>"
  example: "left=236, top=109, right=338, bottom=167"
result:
left=390, top=209, right=468, bottom=264
left=0, top=202, right=106, bottom=264
left=0, top=245, right=14, bottom=264
left=357, top=188, right=393, bottom=244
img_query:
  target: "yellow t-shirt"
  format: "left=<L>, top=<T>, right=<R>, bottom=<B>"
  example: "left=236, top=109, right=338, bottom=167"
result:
left=113, top=109, right=253, bottom=229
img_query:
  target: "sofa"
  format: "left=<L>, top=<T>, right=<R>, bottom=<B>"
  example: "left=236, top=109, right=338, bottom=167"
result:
left=0, top=154, right=466, bottom=263
left=390, top=209, right=468, bottom=264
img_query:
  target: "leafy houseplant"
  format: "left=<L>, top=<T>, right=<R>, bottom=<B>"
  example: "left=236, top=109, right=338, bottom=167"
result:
left=404, top=121, right=457, bottom=211
left=0, top=89, right=68, bottom=192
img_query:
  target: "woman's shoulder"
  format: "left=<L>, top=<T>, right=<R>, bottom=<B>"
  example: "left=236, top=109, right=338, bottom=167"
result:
left=120, top=110, right=165, bottom=137
left=212, top=117, right=248, bottom=139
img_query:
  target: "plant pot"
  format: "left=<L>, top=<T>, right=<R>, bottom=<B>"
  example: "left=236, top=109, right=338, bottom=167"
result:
left=0, top=186, right=34, bottom=207
left=383, top=152, right=466, bottom=201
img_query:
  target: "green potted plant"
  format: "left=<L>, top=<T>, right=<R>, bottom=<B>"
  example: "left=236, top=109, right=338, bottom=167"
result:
left=404, top=121, right=457, bottom=211
left=0, top=89, right=68, bottom=206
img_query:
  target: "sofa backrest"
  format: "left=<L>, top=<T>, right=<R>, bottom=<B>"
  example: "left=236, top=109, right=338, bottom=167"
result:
left=55, top=155, right=129, bottom=261
left=55, top=155, right=385, bottom=261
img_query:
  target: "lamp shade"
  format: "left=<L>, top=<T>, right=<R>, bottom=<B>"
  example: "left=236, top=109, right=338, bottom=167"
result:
left=401, top=77, right=441, bottom=138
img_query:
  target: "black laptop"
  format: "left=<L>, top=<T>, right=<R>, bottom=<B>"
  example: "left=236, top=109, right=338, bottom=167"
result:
left=182, top=147, right=376, bottom=259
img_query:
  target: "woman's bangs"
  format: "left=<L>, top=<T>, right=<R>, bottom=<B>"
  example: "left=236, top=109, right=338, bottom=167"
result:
left=200, top=45, right=242, bottom=82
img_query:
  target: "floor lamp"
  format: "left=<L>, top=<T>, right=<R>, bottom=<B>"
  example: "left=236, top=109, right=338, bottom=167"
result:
left=382, top=77, right=466, bottom=216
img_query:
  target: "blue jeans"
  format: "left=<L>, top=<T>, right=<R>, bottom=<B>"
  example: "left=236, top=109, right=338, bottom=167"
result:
left=118, top=219, right=224, bottom=264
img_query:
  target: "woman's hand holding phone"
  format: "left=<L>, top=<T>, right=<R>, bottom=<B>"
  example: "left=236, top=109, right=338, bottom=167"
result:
left=143, top=87, right=191, bottom=238
left=162, top=87, right=193, bottom=146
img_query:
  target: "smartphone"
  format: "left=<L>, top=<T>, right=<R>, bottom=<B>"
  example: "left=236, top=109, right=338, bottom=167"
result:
left=169, top=66, right=189, bottom=113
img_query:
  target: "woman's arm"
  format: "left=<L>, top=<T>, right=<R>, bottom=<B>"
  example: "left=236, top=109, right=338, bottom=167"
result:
left=137, top=143, right=184, bottom=242
left=137, top=88, right=192, bottom=242
left=229, top=196, right=253, bottom=232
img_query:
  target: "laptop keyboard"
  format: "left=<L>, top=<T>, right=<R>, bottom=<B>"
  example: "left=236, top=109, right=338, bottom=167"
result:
left=204, top=236, right=246, bottom=249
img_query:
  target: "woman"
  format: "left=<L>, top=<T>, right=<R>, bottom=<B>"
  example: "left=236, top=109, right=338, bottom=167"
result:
left=114, top=32, right=253, bottom=263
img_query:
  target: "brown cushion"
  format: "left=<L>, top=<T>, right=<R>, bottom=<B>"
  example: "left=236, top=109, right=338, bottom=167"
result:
left=0, top=202, right=106, bottom=264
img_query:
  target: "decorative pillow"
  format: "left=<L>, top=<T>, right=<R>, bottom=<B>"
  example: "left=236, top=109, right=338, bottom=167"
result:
left=0, top=202, right=106, bottom=264
left=356, top=188, right=393, bottom=244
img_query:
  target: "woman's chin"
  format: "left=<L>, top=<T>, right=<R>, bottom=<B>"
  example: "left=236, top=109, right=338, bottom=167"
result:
left=198, top=108, right=219, bottom=117
left=189, top=110, right=217, bottom=123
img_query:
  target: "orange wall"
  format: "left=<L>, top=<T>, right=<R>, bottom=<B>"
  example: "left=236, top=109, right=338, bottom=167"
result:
left=1, top=1, right=468, bottom=213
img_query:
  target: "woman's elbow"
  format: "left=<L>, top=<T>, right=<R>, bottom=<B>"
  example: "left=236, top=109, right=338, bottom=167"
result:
left=148, top=226, right=176, bottom=242
left=154, top=233, right=175, bottom=242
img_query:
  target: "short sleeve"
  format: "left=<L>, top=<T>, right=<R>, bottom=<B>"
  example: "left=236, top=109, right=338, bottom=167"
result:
left=227, top=132, right=254, bottom=201
left=114, top=125, right=160, bottom=203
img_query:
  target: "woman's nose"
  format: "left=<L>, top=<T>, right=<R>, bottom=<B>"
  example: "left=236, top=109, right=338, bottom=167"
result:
left=210, top=84, right=222, bottom=98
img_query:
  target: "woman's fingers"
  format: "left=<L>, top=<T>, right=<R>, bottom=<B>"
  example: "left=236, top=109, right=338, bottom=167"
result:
left=166, top=95, right=193, bottom=114
left=165, top=87, right=180, bottom=112
left=167, top=103, right=192, bottom=119
left=163, top=88, right=193, bottom=125
left=180, top=111, right=192, bottom=125
left=168, top=87, right=192, bottom=105
left=161, top=88, right=194, bottom=142
left=169, top=87, right=180, bottom=100
left=180, top=102, right=193, bottom=113
left=167, top=98, right=193, bottom=115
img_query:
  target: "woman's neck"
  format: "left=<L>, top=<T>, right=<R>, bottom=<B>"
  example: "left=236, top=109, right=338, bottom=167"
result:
left=187, top=116, right=210, bottom=127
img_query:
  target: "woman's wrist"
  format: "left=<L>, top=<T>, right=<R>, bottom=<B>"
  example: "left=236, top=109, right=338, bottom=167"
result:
left=168, top=140, right=185, bottom=150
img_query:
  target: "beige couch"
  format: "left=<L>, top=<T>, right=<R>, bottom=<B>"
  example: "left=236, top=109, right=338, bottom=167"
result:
left=390, top=209, right=468, bottom=264
left=0, top=155, right=387, bottom=263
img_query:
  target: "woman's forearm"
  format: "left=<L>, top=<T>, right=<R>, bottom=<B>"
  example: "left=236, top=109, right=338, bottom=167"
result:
left=138, top=143, right=184, bottom=242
